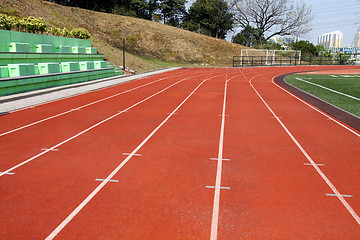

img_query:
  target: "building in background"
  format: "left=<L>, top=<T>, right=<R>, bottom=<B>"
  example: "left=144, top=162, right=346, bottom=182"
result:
left=353, top=26, right=360, bottom=48
left=318, top=31, right=343, bottom=49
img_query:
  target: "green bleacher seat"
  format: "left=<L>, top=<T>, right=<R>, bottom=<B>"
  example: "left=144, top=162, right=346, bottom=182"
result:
left=9, top=43, right=30, bottom=53
left=38, top=62, right=60, bottom=74
left=57, top=45, right=71, bottom=53
left=60, top=62, right=79, bottom=72
left=86, top=47, right=97, bottom=54
left=94, top=61, right=107, bottom=69
left=72, top=46, right=86, bottom=54
left=35, top=44, right=53, bottom=53
left=79, top=61, right=94, bottom=70
left=8, top=63, right=35, bottom=77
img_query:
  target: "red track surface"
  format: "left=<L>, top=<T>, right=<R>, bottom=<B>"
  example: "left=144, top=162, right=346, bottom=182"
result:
left=1, top=66, right=360, bottom=239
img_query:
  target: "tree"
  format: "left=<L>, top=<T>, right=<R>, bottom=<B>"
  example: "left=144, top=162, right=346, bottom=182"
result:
left=232, top=25, right=265, bottom=47
left=234, top=0, right=313, bottom=40
left=159, top=0, right=187, bottom=26
left=186, top=0, right=234, bottom=39
left=289, top=40, right=317, bottom=56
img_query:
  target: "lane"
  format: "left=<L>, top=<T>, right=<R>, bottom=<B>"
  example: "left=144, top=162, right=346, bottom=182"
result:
left=250, top=67, right=360, bottom=220
left=44, top=69, right=243, bottom=239
left=217, top=67, right=360, bottom=239
left=0, top=69, right=221, bottom=239
left=0, top=69, right=209, bottom=173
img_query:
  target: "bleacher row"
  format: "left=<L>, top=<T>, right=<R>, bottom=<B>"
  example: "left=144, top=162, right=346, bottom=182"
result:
left=0, top=29, right=123, bottom=96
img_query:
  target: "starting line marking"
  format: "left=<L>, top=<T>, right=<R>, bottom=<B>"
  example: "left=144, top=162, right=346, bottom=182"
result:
left=218, top=114, right=229, bottom=117
left=304, top=163, right=325, bottom=166
left=167, top=112, right=178, bottom=115
left=326, top=193, right=353, bottom=198
left=0, top=171, right=15, bottom=175
left=271, top=116, right=283, bottom=119
left=206, top=186, right=230, bottom=190
left=95, top=179, right=119, bottom=183
left=123, top=153, right=141, bottom=156
left=41, top=148, right=59, bottom=151
left=210, top=158, right=230, bottom=161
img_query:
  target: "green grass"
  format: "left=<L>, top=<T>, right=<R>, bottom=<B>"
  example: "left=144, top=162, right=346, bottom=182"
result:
left=285, top=74, right=360, bottom=117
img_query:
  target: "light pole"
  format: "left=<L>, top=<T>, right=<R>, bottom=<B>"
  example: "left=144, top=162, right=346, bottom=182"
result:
left=294, top=36, right=298, bottom=66
left=123, top=37, right=125, bottom=71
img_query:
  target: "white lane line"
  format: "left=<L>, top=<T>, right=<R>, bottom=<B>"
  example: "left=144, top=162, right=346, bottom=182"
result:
left=0, top=71, right=196, bottom=137
left=271, top=75, right=360, bottom=138
left=45, top=71, right=218, bottom=240
left=295, top=77, right=360, bottom=101
left=0, top=75, right=198, bottom=177
left=249, top=77, right=360, bottom=226
left=0, top=171, right=15, bottom=175
left=210, top=158, right=230, bottom=161
left=326, top=193, right=353, bottom=198
left=206, top=186, right=230, bottom=190
left=122, top=153, right=141, bottom=156
left=210, top=72, right=230, bottom=240
left=304, top=163, right=325, bottom=166
left=95, top=179, right=119, bottom=183
left=41, top=148, right=59, bottom=151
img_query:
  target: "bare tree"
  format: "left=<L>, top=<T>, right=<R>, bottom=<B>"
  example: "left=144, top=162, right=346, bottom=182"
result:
left=233, top=0, right=313, bottom=39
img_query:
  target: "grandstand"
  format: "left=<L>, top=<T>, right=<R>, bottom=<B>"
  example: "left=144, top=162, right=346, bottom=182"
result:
left=0, top=29, right=124, bottom=96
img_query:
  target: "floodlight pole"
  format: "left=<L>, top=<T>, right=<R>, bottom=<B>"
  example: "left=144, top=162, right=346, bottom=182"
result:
left=123, top=37, right=125, bottom=71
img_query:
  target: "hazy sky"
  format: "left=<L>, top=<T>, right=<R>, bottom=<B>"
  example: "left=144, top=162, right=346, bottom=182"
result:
left=301, top=0, right=360, bottom=46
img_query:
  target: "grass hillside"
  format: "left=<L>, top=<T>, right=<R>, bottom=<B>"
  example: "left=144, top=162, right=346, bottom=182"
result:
left=0, top=0, right=251, bottom=73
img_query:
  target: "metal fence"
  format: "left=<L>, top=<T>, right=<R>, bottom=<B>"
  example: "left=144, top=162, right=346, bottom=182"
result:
left=233, top=55, right=351, bottom=67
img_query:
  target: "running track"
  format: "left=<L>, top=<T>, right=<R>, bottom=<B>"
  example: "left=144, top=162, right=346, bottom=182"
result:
left=1, top=66, right=360, bottom=239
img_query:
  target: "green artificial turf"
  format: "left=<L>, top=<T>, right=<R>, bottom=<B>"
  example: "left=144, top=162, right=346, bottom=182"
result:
left=285, top=74, right=360, bottom=117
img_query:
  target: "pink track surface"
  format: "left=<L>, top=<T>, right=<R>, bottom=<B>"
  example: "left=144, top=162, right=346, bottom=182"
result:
left=1, top=66, right=360, bottom=239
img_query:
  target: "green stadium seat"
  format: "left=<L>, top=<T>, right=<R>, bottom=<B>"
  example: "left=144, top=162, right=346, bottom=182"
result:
left=60, top=62, right=79, bottom=72
left=86, top=47, right=97, bottom=54
left=35, top=44, right=53, bottom=53
left=79, top=61, right=94, bottom=70
left=72, top=46, right=86, bottom=54
left=8, top=43, right=30, bottom=53
left=38, top=62, right=60, bottom=74
left=94, top=61, right=107, bottom=69
left=57, top=45, right=71, bottom=53
left=8, top=63, right=35, bottom=77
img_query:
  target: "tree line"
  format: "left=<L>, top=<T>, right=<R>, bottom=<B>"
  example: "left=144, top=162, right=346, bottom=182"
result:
left=46, top=0, right=313, bottom=42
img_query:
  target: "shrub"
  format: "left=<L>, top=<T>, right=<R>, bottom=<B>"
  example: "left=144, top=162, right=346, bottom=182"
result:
left=70, top=28, right=91, bottom=39
left=61, top=27, right=70, bottom=37
left=0, top=14, right=13, bottom=30
left=48, top=26, right=61, bottom=36
left=0, top=13, right=90, bottom=39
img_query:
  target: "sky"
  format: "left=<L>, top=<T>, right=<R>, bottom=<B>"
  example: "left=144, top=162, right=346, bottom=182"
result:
left=187, top=0, right=360, bottom=46
left=301, top=0, right=360, bottom=46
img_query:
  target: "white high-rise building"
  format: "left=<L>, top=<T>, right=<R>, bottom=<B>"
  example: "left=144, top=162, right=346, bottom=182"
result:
left=318, top=31, right=343, bottom=49
left=353, top=26, right=360, bottom=48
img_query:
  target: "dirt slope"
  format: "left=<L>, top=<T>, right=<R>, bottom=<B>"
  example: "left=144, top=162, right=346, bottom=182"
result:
left=0, top=0, right=250, bottom=72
